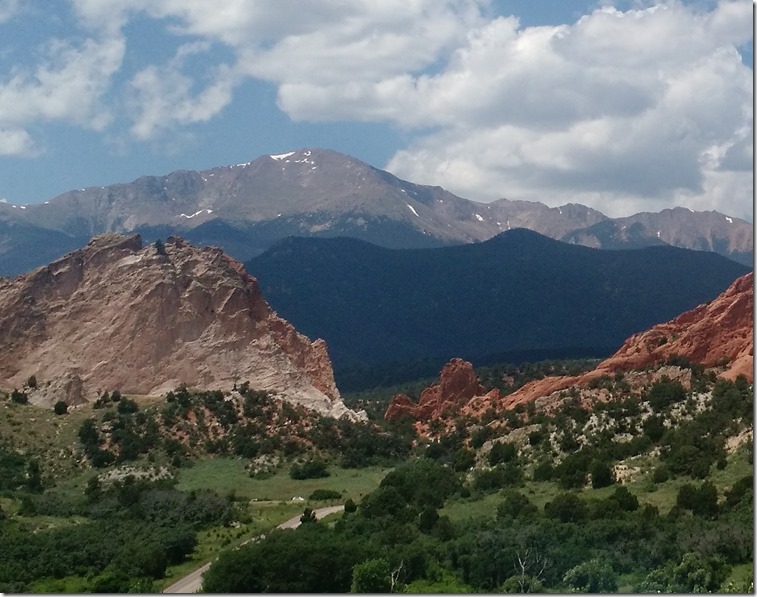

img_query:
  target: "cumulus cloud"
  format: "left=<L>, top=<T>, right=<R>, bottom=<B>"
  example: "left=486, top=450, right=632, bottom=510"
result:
left=0, top=34, right=124, bottom=154
left=0, top=0, right=751, bottom=218
left=126, top=43, right=238, bottom=140
left=382, top=1, right=753, bottom=219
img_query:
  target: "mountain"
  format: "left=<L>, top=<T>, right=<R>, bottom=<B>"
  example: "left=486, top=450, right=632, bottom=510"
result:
left=0, top=233, right=360, bottom=420
left=0, top=148, right=751, bottom=275
left=245, top=229, right=750, bottom=377
left=562, top=207, right=753, bottom=265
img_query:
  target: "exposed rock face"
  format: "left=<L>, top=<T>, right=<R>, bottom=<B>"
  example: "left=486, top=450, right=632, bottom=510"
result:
left=507, top=271, right=754, bottom=405
left=0, top=233, right=361, bottom=420
left=385, top=358, right=499, bottom=422
left=598, top=271, right=754, bottom=381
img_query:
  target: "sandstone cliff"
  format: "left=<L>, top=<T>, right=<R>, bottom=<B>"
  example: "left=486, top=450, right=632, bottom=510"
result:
left=0, top=233, right=360, bottom=419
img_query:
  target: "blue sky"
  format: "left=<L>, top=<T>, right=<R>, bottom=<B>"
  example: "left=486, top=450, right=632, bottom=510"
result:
left=0, top=0, right=752, bottom=220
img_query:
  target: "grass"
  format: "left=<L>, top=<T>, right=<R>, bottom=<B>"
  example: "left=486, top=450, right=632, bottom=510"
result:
left=159, top=462, right=391, bottom=591
left=176, top=457, right=390, bottom=503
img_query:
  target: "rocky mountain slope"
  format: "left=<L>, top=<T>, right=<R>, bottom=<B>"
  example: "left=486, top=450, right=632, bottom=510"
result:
left=562, top=207, right=753, bottom=264
left=0, top=148, right=751, bottom=275
left=386, top=271, right=753, bottom=426
left=246, top=229, right=749, bottom=372
left=0, top=233, right=359, bottom=419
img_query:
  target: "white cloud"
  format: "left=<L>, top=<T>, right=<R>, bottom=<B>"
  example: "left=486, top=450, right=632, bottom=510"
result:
left=0, top=127, right=36, bottom=156
left=0, top=35, right=124, bottom=147
left=383, top=1, right=753, bottom=219
left=126, top=44, right=237, bottom=140
left=0, top=0, right=750, bottom=219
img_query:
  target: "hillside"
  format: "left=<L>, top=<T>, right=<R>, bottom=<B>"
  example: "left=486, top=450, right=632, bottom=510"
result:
left=246, top=229, right=750, bottom=375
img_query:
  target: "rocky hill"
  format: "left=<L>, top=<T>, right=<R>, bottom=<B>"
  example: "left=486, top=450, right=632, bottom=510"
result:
left=386, top=271, right=754, bottom=426
left=0, top=148, right=751, bottom=275
left=0, top=234, right=359, bottom=420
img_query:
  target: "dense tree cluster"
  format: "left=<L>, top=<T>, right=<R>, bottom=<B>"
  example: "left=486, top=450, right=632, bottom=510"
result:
left=0, top=474, right=238, bottom=592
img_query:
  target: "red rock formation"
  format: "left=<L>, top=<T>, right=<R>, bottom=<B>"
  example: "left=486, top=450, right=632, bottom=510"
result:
left=507, top=271, right=754, bottom=405
left=0, top=233, right=361, bottom=419
left=385, top=358, right=499, bottom=422
left=385, top=272, right=753, bottom=425
left=597, top=272, right=753, bottom=380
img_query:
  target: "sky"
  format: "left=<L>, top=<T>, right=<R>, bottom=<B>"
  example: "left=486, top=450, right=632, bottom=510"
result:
left=0, top=0, right=752, bottom=220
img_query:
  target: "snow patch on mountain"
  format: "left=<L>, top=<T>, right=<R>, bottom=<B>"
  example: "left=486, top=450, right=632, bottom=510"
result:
left=407, top=204, right=420, bottom=217
left=270, top=151, right=295, bottom=161
left=179, top=209, right=213, bottom=219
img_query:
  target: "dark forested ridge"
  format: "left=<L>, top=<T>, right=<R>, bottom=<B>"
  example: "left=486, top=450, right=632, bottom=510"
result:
left=245, top=229, right=750, bottom=371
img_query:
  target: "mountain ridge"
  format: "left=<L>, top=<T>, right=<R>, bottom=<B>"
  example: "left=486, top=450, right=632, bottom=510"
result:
left=0, top=148, right=751, bottom=275
left=245, top=228, right=750, bottom=376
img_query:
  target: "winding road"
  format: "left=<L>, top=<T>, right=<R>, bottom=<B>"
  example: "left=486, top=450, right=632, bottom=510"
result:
left=162, top=505, right=345, bottom=594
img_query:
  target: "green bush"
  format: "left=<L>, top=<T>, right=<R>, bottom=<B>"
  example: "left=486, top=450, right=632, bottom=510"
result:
left=290, top=460, right=330, bottom=480
left=308, top=489, right=341, bottom=501
left=647, top=378, right=687, bottom=412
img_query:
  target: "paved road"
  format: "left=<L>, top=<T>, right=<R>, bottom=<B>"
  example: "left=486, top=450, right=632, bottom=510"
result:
left=162, top=504, right=345, bottom=594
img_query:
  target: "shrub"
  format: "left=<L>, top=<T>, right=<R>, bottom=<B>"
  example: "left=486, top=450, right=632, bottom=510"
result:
left=544, top=492, right=588, bottom=523
left=290, top=460, right=330, bottom=480
left=53, top=400, right=68, bottom=415
left=488, top=441, right=517, bottom=466
left=496, top=490, right=538, bottom=520
left=647, top=378, right=686, bottom=412
left=117, top=398, right=139, bottom=414
left=10, top=389, right=28, bottom=404
left=532, top=461, right=554, bottom=482
left=308, top=489, right=341, bottom=501
left=590, top=460, right=614, bottom=489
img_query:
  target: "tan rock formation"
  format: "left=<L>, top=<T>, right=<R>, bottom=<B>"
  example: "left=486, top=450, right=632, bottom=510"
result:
left=0, top=233, right=361, bottom=419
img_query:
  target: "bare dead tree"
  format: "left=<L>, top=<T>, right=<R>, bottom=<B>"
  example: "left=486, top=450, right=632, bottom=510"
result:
left=389, top=560, right=405, bottom=593
left=514, top=548, right=548, bottom=592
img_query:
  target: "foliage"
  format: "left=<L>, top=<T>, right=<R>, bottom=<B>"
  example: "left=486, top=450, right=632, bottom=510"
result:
left=10, top=389, right=28, bottom=404
left=351, top=557, right=392, bottom=593
left=290, top=460, right=330, bottom=480
left=202, top=524, right=369, bottom=593
left=646, top=377, right=687, bottom=412
left=563, top=557, right=617, bottom=593
left=53, top=401, right=68, bottom=416
left=309, top=488, right=342, bottom=501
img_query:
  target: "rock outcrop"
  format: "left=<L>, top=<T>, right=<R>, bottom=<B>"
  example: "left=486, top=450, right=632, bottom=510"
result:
left=385, top=272, right=753, bottom=425
left=599, top=271, right=753, bottom=380
left=504, top=271, right=754, bottom=406
left=385, top=358, right=499, bottom=422
left=0, top=233, right=361, bottom=419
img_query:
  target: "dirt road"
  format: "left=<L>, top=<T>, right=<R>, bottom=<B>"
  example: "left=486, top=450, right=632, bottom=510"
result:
left=162, top=504, right=345, bottom=594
